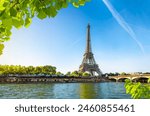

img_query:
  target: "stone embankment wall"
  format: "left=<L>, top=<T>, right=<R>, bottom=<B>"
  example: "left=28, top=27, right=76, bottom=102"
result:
left=0, top=76, right=110, bottom=84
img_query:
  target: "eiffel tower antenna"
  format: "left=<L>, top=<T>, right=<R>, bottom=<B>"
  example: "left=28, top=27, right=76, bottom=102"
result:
left=79, top=24, right=102, bottom=76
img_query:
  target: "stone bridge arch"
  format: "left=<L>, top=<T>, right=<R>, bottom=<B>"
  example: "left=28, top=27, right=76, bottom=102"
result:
left=132, top=76, right=149, bottom=83
left=108, top=76, right=117, bottom=82
left=118, top=77, right=132, bottom=82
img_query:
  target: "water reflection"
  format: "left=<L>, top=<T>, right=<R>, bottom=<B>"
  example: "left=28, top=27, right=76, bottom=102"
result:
left=79, top=82, right=131, bottom=99
left=79, top=83, right=97, bottom=99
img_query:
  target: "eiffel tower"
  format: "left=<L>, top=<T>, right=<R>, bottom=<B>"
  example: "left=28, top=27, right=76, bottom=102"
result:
left=79, top=24, right=102, bottom=76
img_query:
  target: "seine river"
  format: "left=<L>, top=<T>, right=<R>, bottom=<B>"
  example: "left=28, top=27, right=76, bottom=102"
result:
left=0, top=82, right=131, bottom=99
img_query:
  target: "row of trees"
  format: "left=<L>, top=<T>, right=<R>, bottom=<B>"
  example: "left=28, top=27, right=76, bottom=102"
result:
left=2, top=65, right=149, bottom=78
left=0, top=65, right=56, bottom=75
left=0, top=65, right=91, bottom=77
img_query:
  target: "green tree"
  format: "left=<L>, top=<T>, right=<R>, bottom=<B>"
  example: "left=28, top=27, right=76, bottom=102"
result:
left=82, top=72, right=91, bottom=77
left=66, top=71, right=71, bottom=76
left=27, top=66, right=35, bottom=74
left=0, top=0, right=90, bottom=55
left=125, top=79, right=150, bottom=99
left=71, top=70, right=79, bottom=77
left=42, top=65, right=55, bottom=75
left=56, top=71, right=63, bottom=75
left=120, top=72, right=126, bottom=75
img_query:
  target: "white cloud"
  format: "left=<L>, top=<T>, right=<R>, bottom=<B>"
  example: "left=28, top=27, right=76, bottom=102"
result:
left=102, top=0, right=145, bottom=54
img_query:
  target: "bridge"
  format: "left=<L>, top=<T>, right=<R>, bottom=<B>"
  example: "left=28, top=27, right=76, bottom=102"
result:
left=109, top=74, right=150, bottom=82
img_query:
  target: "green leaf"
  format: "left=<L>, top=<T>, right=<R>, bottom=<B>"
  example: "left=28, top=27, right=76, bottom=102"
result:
left=12, top=18, right=23, bottom=29
left=0, top=0, right=5, bottom=11
left=50, top=7, right=57, bottom=17
left=62, top=2, right=68, bottom=8
left=3, top=37, right=10, bottom=41
left=45, top=7, right=51, bottom=17
left=2, top=18, right=12, bottom=29
left=37, top=10, right=47, bottom=19
left=25, top=17, right=32, bottom=28
left=0, top=43, right=4, bottom=55
left=44, top=7, right=57, bottom=18
left=148, top=78, right=150, bottom=83
left=0, top=27, right=5, bottom=32
left=79, top=1, right=86, bottom=6
left=10, top=7, right=17, bottom=17
left=73, top=2, right=79, bottom=8
left=3, top=1, right=9, bottom=7
left=5, top=29, right=12, bottom=36
left=0, top=5, right=5, bottom=11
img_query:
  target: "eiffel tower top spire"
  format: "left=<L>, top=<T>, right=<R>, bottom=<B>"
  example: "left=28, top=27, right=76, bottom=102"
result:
left=86, top=23, right=92, bottom=53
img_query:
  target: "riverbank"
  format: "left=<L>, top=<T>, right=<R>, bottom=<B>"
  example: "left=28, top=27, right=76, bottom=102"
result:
left=0, top=76, right=110, bottom=84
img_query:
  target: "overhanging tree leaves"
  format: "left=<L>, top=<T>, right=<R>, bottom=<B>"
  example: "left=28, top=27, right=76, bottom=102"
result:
left=125, top=79, right=150, bottom=99
left=0, top=0, right=90, bottom=55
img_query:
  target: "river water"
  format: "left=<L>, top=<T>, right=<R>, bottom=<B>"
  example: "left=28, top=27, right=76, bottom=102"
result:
left=0, top=82, right=131, bottom=99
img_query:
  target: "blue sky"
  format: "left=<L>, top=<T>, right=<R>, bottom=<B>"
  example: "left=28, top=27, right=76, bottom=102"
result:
left=1, top=0, right=150, bottom=73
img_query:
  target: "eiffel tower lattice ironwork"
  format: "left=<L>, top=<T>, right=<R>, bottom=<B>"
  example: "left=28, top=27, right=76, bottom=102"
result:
left=79, top=24, right=102, bottom=76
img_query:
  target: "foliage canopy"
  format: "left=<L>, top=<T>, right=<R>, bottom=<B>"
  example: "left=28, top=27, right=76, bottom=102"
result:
left=125, top=79, right=150, bottom=99
left=0, top=65, right=57, bottom=75
left=0, top=0, right=90, bottom=55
